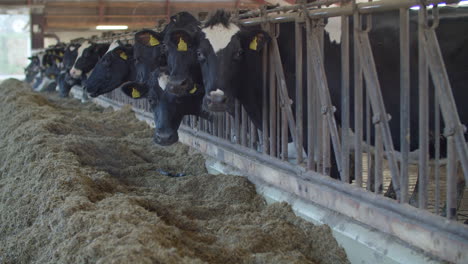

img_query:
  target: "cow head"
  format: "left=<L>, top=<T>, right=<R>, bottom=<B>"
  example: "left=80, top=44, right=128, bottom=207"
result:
left=63, top=43, right=80, bottom=70
left=85, top=41, right=135, bottom=97
left=69, top=41, right=110, bottom=78
left=25, top=56, right=40, bottom=83
left=120, top=70, right=204, bottom=146
left=197, top=10, right=269, bottom=112
left=163, top=12, right=203, bottom=96
left=134, top=29, right=165, bottom=83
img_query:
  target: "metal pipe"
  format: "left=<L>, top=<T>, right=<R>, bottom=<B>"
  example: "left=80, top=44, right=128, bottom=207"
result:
left=400, top=7, right=410, bottom=203
left=354, top=11, right=363, bottom=187
left=262, top=45, right=269, bottom=154
left=239, top=0, right=456, bottom=26
left=269, top=38, right=277, bottom=157
left=235, top=99, right=240, bottom=144
left=341, top=14, right=350, bottom=183
left=241, top=106, right=248, bottom=147
left=446, top=135, right=457, bottom=220
left=295, top=19, right=304, bottom=165
left=418, top=6, right=429, bottom=209
left=375, top=127, right=383, bottom=195
left=306, top=16, right=315, bottom=171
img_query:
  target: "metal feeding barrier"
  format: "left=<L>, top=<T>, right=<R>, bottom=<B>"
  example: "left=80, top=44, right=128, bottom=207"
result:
left=86, top=0, right=468, bottom=262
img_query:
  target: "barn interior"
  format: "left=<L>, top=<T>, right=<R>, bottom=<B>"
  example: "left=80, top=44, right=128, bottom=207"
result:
left=1, top=1, right=468, bottom=264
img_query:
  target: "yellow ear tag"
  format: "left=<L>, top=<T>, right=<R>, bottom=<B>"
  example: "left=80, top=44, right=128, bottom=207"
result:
left=131, top=88, right=141, bottom=98
left=177, top=37, right=188, bottom=52
left=55, top=59, right=60, bottom=63
left=249, top=36, right=258, bottom=51
left=189, top=84, right=197, bottom=94
left=120, top=52, right=128, bottom=60
left=50, top=74, right=55, bottom=79
left=149, top=35, right=160, bottom=46
left=59, top=52, right=64, bottom=57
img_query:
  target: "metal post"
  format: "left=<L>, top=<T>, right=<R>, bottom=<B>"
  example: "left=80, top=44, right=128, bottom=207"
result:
left=341, top=14, right=350, bottom=183
left=295, top=19, right=304, bottom=165
left=418, top=6, right=429, bottom=209
left=354, top=11, right=363, bottom=186
left=235, top=99, right=240, bottom=144
left=262, top=45, right=269, bottom=154
left=446, top=135, right=457, bottom=220
left=400, top=7, right=410, bottom=204
left=241, top=106, right=248, bottom=147
left=306, top=16, right=315, bottom=171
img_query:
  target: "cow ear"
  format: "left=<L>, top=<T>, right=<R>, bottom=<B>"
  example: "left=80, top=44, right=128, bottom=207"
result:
left=113, top=47, right=129, bottom=61
left=169, top=30, right=193, bottom=52
left=135, top=30, right=162, bottom=47
left=242, top=30, right=270, bottom=52
left=121, top=81, right=149, bottom=99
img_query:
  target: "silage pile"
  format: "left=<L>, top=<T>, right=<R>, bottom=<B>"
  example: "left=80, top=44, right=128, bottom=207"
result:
left=0, top=78, right=349, bottom=264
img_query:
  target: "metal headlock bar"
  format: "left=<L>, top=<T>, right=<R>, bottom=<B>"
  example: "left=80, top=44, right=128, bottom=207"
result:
left=75, top=0, right=468, bottom=262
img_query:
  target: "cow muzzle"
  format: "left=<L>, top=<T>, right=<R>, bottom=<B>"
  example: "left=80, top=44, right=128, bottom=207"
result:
left=166, top=78, right=192, bottom=95
left=69, top=67, right=82, bottom=79
left=204, top=89, right=229, bottom=112
left=154, top=131, right=179, bottom=146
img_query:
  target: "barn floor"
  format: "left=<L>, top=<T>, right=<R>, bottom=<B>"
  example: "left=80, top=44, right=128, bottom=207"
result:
left=0, top=79, right=349, bottom=264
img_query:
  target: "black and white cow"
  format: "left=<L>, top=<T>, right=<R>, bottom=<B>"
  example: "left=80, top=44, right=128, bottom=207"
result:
left=162, top=12, right=204, bottom=96
left=69, top=40, right=110, bottom=80
left=120, top=69, right=208, bottom=146
left=84, top=40, right=136, bottom=97
left=34, top=45, right=66, bottom=92
left=58, top=43, right=81, bottom=97
left=117, top=13, right=210, bottom=146
left=24, top=55, right=40, bottom=84
left=84, top=29, right=166, bottom=98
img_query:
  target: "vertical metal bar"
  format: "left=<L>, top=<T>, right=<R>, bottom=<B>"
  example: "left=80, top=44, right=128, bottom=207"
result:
left=225, top=112, right=230, bottom=140
left=354, top=11, right=364, bottom=185
left=269, top=41, right=277, bottom=157
left=250, top=121, right=257, bottom=150
left=366, top=89, right=373, bottom=191
left=400, top=7, right=410, bottom=204
left=262, top=46, right=269, bottom=154
left=341, top=15, right=350, bottom=183
left=418, top=7, right=429, bottom=209
left=319, top=20, right=330, bottom=176
left=295, top=19, right=304, bottom=165
left=434, top=88, right=441, bottom=215
left=282, top=107, right=288, bottom=160
left=218, top=114, right=224, bottom=138
left=306, top=16, right=315, bottom=170
left=241, top=105, right=248, bottom=147
left=213, top=115, right=218, bottom=137
left=375, top=128, right=383, bottom=194
left=446, top=135, right=457, bottom=220
left=235, top=99, right=240, bottom=144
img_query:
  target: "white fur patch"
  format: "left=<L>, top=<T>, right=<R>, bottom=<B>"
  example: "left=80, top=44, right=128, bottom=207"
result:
left=210, top=89, right=224, bottom=97
left=69, top=67, right=82, bottom=78
left=36, top=77, right=53, bottom=92
left=158, top=72, right=169, bottom=90
left=325, top=16, right=342, bottom=44
left=105, top=40, right=120, bottom=54
left=69, top=46, right=76, bottom=51
left=72, top=40, right=91, bottom=68
left=265, top=0, right=292, bottom=6
left=203, top=24, right=240, bottom=54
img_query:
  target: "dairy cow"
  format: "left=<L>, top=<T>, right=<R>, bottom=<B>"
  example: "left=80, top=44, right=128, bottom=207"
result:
left=84, top=29, right=166, bottom=97
left=119, top=12, right=210, bottom=146
left=58, top=43, right=81, bottom=97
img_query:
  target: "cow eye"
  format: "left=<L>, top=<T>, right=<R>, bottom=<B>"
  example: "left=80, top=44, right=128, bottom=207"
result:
left=197, top=50, right=205, bottom=62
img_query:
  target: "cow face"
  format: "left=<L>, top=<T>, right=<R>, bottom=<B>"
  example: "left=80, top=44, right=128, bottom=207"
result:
left=162, top=12, right=202, bottom=96
left=25, top=56, right=40, bottom=83
left=134, top=30, right=165, bottom=83
left=121, top=71, right=204, bottom=146
left=85, top=45, right=134, bottom=97
left=63, top=43, right=80, bottom=70
left=70, top=41, right=109, bottom=78
left=197, top=13, right=269, bottom=112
